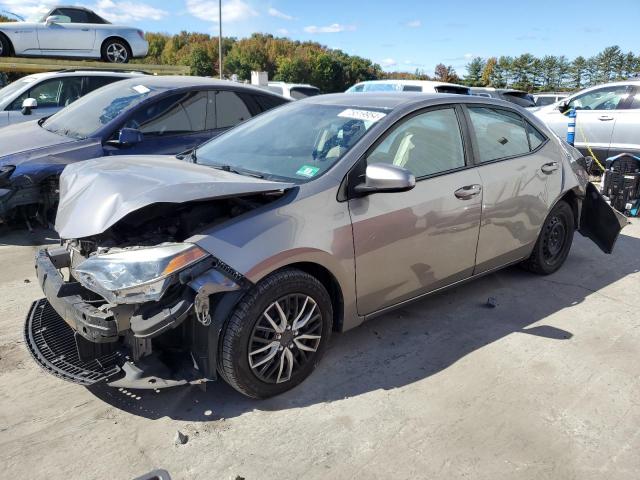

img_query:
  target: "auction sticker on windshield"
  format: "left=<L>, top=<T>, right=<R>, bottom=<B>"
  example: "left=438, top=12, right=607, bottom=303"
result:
left=296, top=165, right=320, bottom=178
left=338, top=109, right=386, bottom=122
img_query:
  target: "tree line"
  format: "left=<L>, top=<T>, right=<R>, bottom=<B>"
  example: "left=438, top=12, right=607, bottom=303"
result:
left=463, top=47, right=640, bottom=92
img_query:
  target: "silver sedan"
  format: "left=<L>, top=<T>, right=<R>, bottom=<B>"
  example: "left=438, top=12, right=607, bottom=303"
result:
left=27, top=93, right=626, bottom=398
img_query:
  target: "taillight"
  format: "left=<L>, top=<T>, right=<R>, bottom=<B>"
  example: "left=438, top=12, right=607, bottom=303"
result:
left=137, top=30, right=145, bottom=40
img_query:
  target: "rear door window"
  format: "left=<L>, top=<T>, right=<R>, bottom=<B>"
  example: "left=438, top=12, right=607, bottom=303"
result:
left=467, top=106, right=532, bottom=162
left=214, top=90, right=252, bottom=128
left=124, top=91, right=208, bottom=135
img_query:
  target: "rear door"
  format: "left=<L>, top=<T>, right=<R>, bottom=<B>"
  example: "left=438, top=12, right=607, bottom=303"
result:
left=465, top=105, right=562, bottom=273
left=607, top=85, right=640, bottom=157
left=349, top=106, right=482, bottom=315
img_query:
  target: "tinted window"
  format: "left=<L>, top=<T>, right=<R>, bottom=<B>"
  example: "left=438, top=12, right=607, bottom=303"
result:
left=435, top=86, right=470, bottom=95
left=215, top=90, right=251, bottom=128
left=502, top=92, right=536, bottom=108
left=535, top=96, right=557, bottom=107
left=402, top=85, right=422, bottom=92
left=368, top=108, right=465, bottom=178
left=254, top=94, right=287, bottom=112
left=468, top=107, right=531, bottom=162
left=124, top=91, right=207, bottom=135
left=349, top=84, right=365, bottom=92
left=57, top=8, right=89, bottom=23
left=290, top=87, right=320, bottom=99
left=568, top=85, right=632, bottom=111
left=84, top=76, right=122, bottom=94
left=8, top=77, right=82, bottom=110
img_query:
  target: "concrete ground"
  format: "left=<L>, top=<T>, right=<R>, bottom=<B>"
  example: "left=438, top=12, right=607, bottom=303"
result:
left=0, top=220, right=639, bottom=480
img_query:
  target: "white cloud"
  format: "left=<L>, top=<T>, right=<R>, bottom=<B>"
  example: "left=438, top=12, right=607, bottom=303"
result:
left=0, top=0, right=167, bottom=22
left=186, top=0, right=258, bottom=23
left=380, top=58, right=397, bottom=67
left=268, top=7, right=293, bottom=20
left=464, top=53, right=474, bottom=59
left=276, top=28, right=289, bottom=35
left=303, top=23, right=355, bottom=34
left=406, top=19, right=421, bottom=28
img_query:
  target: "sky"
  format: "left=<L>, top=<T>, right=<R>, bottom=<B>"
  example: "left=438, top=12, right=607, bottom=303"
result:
left=2, top=0, right=640, bottom=75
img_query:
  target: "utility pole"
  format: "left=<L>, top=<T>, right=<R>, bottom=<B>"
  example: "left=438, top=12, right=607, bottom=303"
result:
left=218, top=0, right=223, bottom=79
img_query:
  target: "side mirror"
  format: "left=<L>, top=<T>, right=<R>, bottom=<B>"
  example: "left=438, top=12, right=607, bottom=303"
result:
left=353, top=163, right=416, bottom=196
left=107, top=128, right=144, bottom=147
left=45, top=15, right=71, bottom=25
left=21, top=98, right=38, bottom=115
left=557, top=100, right=570, bottom=113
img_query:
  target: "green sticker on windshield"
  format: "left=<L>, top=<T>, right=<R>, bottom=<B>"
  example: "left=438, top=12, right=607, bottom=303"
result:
left=296, top=165, right=320, bottom=178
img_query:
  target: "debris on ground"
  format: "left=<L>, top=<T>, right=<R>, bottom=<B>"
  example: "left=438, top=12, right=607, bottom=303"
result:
left=486, top=297, right=498, bottom=308
left=174, top=430, right=188, bottom=445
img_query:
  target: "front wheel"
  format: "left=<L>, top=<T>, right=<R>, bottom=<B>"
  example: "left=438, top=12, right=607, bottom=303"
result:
left=218, top=269, right=333, bottom=399
left=522, top=200, right=575, bottom=275
left=101, top=39, right=130, bottom=63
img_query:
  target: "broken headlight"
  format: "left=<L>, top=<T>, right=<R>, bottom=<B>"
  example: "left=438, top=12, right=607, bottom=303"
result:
left=72, top=243, right=208, bottom=304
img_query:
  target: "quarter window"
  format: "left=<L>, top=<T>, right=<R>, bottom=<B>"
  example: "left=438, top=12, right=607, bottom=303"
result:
left=367, top=107, right=466, bottom=178
left=468, top=107, right=532, bottom=163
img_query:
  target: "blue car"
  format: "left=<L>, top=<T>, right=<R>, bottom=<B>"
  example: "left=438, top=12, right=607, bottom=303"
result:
left=0, top=76, right=289, bottom=223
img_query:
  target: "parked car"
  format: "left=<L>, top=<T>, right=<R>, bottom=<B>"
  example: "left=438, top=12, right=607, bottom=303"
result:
left=265, top=81, right=320, bottom=99
left=0, top=76, right=289, bottom=223
left=0, top=69, right=146, bottom=128
left=346, top=80, right=470, bottom=95
left=533, top=92, right=569, bottom=107
left=0, top=6, right=148, bottom=63
left=26, top=93, right=625, bottom=398
left=534, top=80, right=640, bottom=161
left=471, top=87, right=536, bottom=108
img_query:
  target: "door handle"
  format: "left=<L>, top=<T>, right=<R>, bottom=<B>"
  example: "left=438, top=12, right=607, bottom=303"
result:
left=541, top=162, right=559, bottom=174
left=454, top=184, right=482, bottom=200
left=598, top=115, right=614, bottom=121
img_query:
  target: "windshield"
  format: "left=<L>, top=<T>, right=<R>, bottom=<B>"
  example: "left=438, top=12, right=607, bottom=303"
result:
left=42, top=83, right=155, bottom=139
left=0, top=78, right=33, bottom=106
left=195, top=102, right=386, bottom=182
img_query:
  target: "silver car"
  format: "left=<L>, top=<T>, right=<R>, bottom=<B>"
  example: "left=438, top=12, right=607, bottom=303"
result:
left=0, top=6, right=148, bottom=63
left=26, top=94, right=625, bottom=398
left=534, top=80, right=640, bottom=161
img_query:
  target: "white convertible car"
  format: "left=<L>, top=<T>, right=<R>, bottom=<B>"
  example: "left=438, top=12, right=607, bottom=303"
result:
left=0, top=6, right=148, bottom=63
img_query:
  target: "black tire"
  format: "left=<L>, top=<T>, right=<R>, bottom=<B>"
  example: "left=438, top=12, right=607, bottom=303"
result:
left=218, top=268, right=333, bottom=399
left=0, top=34, right=11, bottom=57
left=522, top=200, right=575, bottom=275
left=101, top=39, right=130, bottom=63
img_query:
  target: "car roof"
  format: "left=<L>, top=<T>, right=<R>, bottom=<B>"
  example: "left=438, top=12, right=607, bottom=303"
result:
left=108, top=76, right=286, bottom=96
left=23, top=71, right=145, bottom=80
left=353, top=79, right=468, bottom=88
left=472, top=87, right=529, bottom=94
left=302, top=92, right=520, bottom=111
left=268, top=82, right=319, bottom=89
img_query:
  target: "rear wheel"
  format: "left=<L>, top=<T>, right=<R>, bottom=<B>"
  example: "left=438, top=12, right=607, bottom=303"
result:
left=522, top=200, right=575, bottom=275
left=218, top=269, right=332, bottom=399
left=0, top=34, right=11, bottom=57
left=101, top=39, right=130, bottom=63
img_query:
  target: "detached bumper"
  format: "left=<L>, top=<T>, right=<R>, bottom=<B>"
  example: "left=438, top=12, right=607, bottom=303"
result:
left=35, top=248, right=118, bottom=343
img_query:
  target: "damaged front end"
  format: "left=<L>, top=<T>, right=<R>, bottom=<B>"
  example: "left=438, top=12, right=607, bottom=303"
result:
left=27, top=240, right=247, bottom=389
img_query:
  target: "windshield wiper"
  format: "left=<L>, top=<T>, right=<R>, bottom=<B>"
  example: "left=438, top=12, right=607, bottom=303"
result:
left=211, top=164, right=265, bottom=179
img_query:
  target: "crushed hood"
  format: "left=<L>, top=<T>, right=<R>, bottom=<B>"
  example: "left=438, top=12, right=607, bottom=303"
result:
left=55, top=156, right=294, bottom=239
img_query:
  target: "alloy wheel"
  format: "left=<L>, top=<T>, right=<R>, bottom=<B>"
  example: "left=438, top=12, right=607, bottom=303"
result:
left=248, top=294, right=322, bottom=384
left=106, top=43, right=128, bottom=63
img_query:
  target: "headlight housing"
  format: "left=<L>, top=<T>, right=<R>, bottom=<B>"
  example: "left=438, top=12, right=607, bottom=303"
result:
left=72, top=243, right=208, bottom=304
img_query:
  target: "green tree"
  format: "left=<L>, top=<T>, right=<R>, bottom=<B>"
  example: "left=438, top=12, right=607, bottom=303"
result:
left=480, top=57, right=497, bottom=86
left=434, top=63, right=459, bottom=83
left=189, top=45, right=214, bottom=76
left=464, top=57, right=486, bottom=86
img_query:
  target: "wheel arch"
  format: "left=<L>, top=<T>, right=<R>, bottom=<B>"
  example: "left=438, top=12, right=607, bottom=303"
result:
left=555, top=187, right=582, bottom=230
left=100, top=36, right=132, bottom=56
left=0, top=30, right=15, bottom=55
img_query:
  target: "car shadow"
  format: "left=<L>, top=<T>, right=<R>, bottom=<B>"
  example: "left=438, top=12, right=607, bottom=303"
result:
left=0, top=226, right=59, bottom=247
left=90, top=230, right=639, bottom=421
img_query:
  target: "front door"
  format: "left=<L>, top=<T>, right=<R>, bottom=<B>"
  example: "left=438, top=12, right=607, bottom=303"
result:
left=36, top=8, right=95, bottom=54
left=465, top=105, right=563, bottom=273
left=348, top=106, right=482, bottom=315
